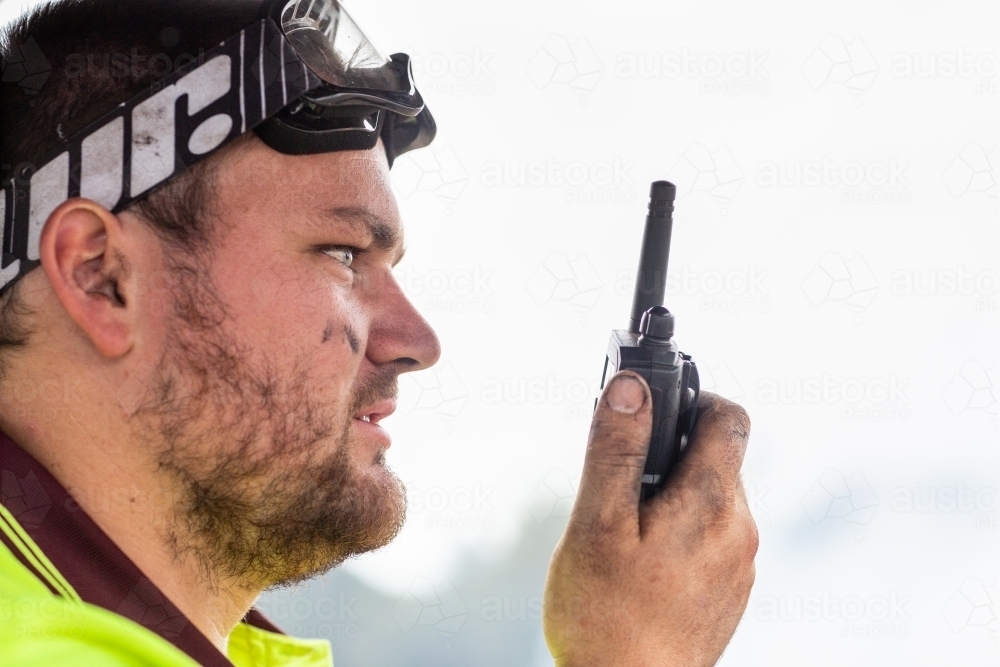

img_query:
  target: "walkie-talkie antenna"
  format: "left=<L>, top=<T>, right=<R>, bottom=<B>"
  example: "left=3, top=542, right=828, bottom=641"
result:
left=628, top=180, right=676, bottom=333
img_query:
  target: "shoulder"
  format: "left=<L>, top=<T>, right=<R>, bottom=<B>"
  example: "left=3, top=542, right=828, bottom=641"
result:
left=0, top=589, right=199, bottom=667
left=0, top=492, right=199, bottom=666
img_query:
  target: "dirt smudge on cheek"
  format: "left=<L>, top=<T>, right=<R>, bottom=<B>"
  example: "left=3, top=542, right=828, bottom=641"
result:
left=344, top=325, right=360, bottom=354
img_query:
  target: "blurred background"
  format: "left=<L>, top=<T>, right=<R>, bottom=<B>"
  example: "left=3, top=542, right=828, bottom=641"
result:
left=3, top=0, right=997, bottom=664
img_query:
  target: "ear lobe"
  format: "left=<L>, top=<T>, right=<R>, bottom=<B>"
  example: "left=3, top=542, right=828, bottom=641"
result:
left=38, top=198, right=135, bottom=358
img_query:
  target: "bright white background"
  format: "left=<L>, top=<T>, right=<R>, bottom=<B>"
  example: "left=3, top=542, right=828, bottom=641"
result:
left=3, top=0, right=998, bottom=665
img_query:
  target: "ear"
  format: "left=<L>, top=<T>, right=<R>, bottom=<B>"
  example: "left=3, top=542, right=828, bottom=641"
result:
left=38, top=198, right=135, bottom=358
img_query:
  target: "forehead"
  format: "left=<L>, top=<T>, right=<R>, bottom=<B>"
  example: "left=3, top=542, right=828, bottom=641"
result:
left=212, top=137, right=401, bottom=239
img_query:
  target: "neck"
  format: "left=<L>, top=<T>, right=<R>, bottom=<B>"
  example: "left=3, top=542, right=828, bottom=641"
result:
left=0, top=398, right=258, bottom=654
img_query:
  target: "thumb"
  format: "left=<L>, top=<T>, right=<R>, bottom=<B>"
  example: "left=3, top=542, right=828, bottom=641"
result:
left=573, top=371, right=653, bottom=531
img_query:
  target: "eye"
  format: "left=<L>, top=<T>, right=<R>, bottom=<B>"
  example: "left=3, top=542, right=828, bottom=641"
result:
left=323, top=246, right=355, bottom=268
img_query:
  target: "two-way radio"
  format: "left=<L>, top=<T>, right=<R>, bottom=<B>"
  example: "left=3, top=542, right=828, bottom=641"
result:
left=598, top=180, right=700, bottom=503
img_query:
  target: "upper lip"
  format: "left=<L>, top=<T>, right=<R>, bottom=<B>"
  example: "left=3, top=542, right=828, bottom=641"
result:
left=353, top=398, right=396, bottom=425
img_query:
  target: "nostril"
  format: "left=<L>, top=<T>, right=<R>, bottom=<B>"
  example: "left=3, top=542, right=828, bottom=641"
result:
left=393, top=357, right=420, bottom=371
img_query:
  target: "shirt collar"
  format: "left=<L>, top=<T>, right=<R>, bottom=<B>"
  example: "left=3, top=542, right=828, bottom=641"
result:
left=0, top=429, right=284, bottom=667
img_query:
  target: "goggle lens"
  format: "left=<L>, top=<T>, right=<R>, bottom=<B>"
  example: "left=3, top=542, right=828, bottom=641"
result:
left=280, top=0, right=407, bottom=93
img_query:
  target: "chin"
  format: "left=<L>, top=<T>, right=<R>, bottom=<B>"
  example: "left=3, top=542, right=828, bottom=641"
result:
left=364, top=457, right=405, bottom=501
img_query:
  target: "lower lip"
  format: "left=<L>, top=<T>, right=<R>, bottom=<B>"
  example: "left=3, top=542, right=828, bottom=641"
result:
left=352, top=418, right=391, bottom=449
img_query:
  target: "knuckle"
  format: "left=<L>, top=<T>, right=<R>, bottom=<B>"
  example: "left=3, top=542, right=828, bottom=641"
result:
left=740, top=516, right=760, bottom=564
left=690, top=396, right=752, bottom=468
left=687, top=466, right=730, bottom=516
left=589, top=416, right=650, bottom=458
left=677, top=471, right=756, bottom=537
left=742, top=562, right=757, bottom=598
left=709, top=399, right=751, bottom=444
left=662, top=466, right=734, bottom=525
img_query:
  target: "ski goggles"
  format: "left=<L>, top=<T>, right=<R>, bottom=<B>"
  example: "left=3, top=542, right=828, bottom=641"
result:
left=0, top=0, right=436, bottom=292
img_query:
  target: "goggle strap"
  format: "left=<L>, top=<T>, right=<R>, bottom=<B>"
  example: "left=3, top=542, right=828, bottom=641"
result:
left=0, top=18, right=317, bottom=291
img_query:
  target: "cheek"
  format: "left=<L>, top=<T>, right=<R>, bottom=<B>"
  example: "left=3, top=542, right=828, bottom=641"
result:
left=245, top=291, right=363, bottom=365
left=209, top=246, right=367, bottom=383
left=240, top=279, right=366, bottom=391
left=300, top=312, right=367, bottom=422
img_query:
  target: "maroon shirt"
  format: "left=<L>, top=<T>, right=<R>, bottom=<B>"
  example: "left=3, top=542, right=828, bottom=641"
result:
left=0, top=430, right=283, bottom=666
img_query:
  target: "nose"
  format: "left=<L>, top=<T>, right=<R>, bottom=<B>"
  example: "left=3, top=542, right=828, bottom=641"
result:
left=364, top=269, right=441, bottom=374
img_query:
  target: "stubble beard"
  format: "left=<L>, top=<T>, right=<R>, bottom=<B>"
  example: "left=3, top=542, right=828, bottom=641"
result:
left=131, top=263, right=406, bottom=590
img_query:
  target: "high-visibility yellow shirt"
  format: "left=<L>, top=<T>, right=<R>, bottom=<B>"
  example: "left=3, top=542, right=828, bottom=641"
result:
left=0, top=431, right=333, bottom=666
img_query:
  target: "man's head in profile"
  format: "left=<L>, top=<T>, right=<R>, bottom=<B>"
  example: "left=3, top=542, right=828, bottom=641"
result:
left=1, top=2, right=759, bottom=664
left=0, top=0, right=440, bottom=594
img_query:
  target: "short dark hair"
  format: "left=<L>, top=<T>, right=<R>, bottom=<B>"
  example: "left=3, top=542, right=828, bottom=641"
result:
left=0, top=0, right=261, bottom=373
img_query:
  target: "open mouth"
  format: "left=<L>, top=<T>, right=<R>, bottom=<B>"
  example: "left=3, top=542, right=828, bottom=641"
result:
left=351, top=398, right=396, bottom=449
left=352, top=398, right=395, bottom=425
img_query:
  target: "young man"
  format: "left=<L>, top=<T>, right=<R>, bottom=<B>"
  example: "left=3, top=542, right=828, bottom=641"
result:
left=0, top=1, right=757, bottom=665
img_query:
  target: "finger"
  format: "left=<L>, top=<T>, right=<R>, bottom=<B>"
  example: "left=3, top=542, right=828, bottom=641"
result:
left=681, top=392, right=750, bottom=482
left=649, top=392, right=751, bottom=512
left=572, top=371, right=653, bottom=531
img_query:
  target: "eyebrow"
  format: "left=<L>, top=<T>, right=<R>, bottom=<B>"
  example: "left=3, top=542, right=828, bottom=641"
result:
left=320, top=206, right=406, bottom=265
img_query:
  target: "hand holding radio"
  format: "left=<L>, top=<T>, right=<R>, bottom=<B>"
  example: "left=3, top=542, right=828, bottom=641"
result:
left=543, top=378, right=757, bottom=667
left=598, top=181, right=699, bottom=503
left=543, top=181, right=757, bottom=666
